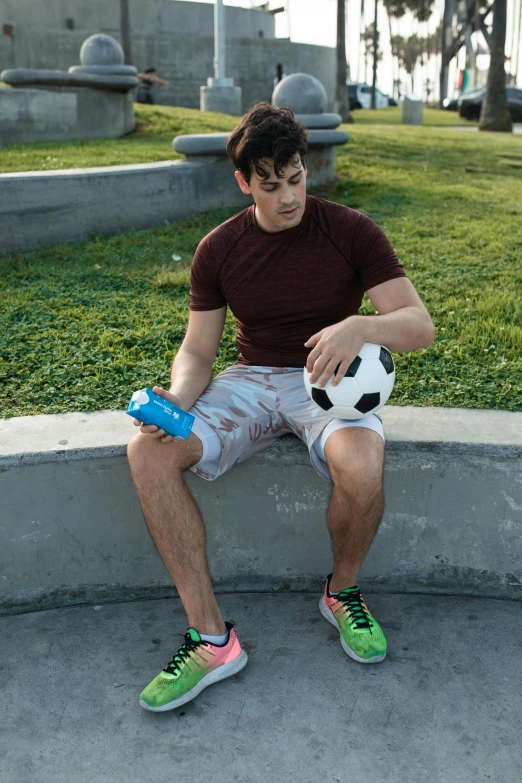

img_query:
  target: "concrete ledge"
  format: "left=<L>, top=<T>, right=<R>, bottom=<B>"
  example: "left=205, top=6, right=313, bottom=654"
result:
left=0, top=145, right=341, bottom=254
left=1, top=406, right=521, bottom=614
left=1, top=406, right=520, bottom=467
left=2, top=69, right=139, bottom=92
left=295, top=113, right=343, bottom=128
left=173, top=130, right=349, bottom=156
left=0, top=159, right=250, bottom=254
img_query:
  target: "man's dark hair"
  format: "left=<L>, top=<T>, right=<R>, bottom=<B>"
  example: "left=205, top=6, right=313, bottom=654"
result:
left=144, top=67, right=157, bottom=74
left=226, top=102, right=307, bottom=183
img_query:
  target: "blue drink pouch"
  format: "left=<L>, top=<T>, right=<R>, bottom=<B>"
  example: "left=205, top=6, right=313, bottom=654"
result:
left=127, top=388, right=195, bottom=441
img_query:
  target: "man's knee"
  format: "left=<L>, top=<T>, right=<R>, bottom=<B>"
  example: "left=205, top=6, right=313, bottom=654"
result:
left=325, top=429, right=384, bottom=492
left=127, top=431, right=203, bottom=473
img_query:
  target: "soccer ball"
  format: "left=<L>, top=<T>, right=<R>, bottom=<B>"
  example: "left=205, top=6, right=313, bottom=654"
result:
left=303, top=342, right=395, bottom=420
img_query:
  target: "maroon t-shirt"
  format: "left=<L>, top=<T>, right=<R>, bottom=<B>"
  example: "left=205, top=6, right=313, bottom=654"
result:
left=189, top=195, right=407, bottom=368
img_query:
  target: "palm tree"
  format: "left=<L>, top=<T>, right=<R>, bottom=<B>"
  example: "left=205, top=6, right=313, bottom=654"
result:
left=479, top=0, right=512, bottom=131
left=407, top=0, right=436, bottom=98
left=358, top=0, right=365, bottom=82
left=363, top=23, right=383, bottom=83
left=335, top=0, right=353, bottom=122
left=371, top=0, right=379, bottom=107
left=393, top=33, right=426, bottom=93
left=383, top=0, right=408, bottom=99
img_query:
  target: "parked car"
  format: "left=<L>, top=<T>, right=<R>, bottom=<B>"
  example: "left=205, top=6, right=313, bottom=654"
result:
left=458, top=86, right=522, bottom=121
left=348, top=83, right=391, bottom=109
left=444, top=86, right=483, bottom=112
left=442, top=97, right=459, bottom=111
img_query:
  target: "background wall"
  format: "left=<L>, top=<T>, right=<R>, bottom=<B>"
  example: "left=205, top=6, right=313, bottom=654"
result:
left=0, top=0, right=336, bottom=112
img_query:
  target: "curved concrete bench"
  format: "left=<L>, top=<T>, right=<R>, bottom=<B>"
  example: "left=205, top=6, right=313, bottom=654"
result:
left=295, top=113, right=343, bottom=128
left=1, top=406, right=521, bottom=615
left=173, top=129, right=350, bottom=156
left=0, top=138, right=346, bottom=254
left=1, top=68, right=139, bottom=92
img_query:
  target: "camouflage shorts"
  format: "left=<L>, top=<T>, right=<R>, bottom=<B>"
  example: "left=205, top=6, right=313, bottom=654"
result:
left=187, top=364, right=384, bottom=483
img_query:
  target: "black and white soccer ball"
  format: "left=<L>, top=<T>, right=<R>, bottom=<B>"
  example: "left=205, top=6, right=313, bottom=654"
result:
left=303, top=342, right=395, bottom=420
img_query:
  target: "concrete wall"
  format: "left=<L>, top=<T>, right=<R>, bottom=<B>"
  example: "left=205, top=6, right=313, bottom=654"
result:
left=1, top=406, right=521, bottom=615
left=0, top=0, right=276, bottom=43
left=0, top=145, right=336, bottom=254
left=0, top=1, right=336, bottom=113
left=0, top=87, right=134, bottom=145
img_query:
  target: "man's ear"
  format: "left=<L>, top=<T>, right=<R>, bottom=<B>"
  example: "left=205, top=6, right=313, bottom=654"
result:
left=235, top=170, right=251, bottom=195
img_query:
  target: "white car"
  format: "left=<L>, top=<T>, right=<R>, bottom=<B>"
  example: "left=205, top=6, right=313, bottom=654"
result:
left=348, top=83, right=390, bottom=109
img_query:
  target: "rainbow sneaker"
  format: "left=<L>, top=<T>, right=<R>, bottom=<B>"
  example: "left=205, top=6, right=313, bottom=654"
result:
left=319, top=574, right=387, bottom=663
left=139, top=621, right=248, bottom=712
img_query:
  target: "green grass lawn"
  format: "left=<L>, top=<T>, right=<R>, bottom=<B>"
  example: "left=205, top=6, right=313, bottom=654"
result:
left=0, top=105, right=239, bottom=173
left=1, top=104, right=521, bottom=417
left=350, top=106, right=474, bottom=126
left=0, top=105, right=472, bottom=174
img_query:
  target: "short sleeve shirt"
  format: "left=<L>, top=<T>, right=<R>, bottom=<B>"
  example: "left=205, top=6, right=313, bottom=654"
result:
left=189, top=194, right=407, bottom=367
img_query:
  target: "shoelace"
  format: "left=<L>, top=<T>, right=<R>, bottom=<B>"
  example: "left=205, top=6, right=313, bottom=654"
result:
left=163, top=632, right=208, bottom=676
left=337, top=588, right=374, bottom=633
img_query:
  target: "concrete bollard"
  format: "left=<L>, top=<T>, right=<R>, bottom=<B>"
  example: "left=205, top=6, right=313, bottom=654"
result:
left=402, top=95, right=424, bottom=126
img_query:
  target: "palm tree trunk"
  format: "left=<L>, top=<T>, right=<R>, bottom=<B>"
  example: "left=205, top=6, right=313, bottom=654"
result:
left=371, top=0, right=378, bottom=108
left=387, top=13, right=395, bottom=98
left=357, top=0, right=365, bottom=82
left=335, top=0, right=353, bottom=122
left=479, top=0, right=512, bottom=131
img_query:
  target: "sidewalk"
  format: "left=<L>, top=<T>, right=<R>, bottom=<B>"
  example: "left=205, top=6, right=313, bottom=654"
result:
left=1, top=592, right=520, bottom=783
left=446, top=123, right=522, bottom=134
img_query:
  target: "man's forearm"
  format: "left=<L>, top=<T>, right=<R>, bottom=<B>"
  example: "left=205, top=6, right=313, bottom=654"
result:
left=352, top=307, right=435, bottom=353
left=169, top=347, right=213, bottom=411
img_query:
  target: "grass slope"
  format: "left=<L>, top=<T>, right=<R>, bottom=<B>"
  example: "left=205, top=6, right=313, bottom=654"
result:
left=1, top=105, right=521, bottom=417
left=0, top=106, right=472, bottom=174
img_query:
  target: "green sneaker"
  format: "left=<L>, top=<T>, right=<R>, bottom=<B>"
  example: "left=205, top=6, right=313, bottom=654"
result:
left=320, top=574, right=387, bottom=663
left=139, top=622, right=248, bottom=712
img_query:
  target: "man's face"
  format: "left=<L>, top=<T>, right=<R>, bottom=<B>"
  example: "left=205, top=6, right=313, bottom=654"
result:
left=235, top=157, right=307, bottom=233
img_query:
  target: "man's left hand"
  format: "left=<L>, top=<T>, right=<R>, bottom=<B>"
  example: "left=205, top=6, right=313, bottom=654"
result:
left=304, top=317, right=367, bottom=388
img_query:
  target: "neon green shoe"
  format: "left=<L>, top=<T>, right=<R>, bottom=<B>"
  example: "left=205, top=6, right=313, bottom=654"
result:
left=139, top=622, right=248, bottom=712
left=320, top=574, right=387, bottom=663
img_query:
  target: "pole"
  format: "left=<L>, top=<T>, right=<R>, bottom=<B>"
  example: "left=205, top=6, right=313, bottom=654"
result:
left=509, top=0, right=518, bottom=79
left=120, top=0, right=132, bottom=65
left=335, top=0, right=349, bottom=120
left=515, top=0, right=522, bottom=83
left=371, top=0, right=378, bottom=107
left=214, top=0, right=225, bottom=82
left=440, top=0, right=456, bottom=107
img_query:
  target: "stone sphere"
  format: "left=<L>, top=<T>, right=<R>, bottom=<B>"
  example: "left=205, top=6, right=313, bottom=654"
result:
left=80, top=34, right=124, bottom=67
left=272, top=73, right=328, bottom=115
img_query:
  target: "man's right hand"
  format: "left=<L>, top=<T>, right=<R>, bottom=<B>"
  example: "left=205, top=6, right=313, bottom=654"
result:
left=133, top=385, right=184, bottom=444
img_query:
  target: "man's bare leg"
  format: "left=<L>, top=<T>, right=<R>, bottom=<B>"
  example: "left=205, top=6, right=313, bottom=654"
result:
left=323, top=428, right=385, bottom=591
left=127, top=431, right=227, bottom=636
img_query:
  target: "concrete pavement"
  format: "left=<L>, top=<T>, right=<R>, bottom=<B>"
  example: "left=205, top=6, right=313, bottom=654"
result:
left=446, top=123, right=522, bottom=134
left=1, top=592, right=521, bottom=783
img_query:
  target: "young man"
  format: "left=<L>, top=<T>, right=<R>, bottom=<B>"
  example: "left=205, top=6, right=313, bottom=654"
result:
left=127, top=102, right=435, bottom=712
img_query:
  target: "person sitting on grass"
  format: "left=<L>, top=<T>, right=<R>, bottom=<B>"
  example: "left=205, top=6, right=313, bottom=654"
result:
left=127, top=101, right=435, bottom=713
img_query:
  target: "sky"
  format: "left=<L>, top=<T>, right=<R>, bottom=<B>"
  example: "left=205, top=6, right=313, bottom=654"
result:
left=178, top=0, right=521, bottom=99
